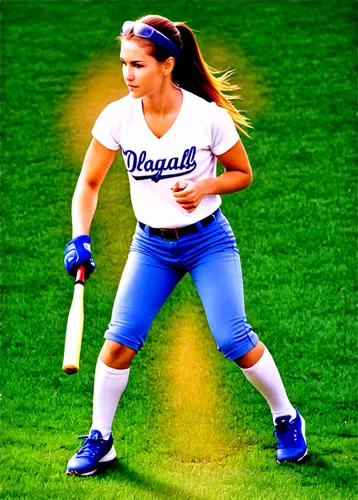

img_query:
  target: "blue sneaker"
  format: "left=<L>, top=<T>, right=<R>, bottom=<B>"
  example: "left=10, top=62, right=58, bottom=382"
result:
left=274, top=410, right=307, bottom=463
left=66, top=429, right=116, bottom=476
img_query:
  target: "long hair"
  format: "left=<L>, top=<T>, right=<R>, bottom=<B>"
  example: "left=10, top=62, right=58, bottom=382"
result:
left=119, top=15, right=252, bottom=137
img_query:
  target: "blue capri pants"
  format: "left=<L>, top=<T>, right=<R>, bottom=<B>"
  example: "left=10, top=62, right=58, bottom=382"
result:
left=105, top=209, right=258, bottom=361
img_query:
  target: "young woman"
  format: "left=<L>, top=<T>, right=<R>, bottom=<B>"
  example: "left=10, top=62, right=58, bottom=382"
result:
left=64, top=15, right=307, bottom=476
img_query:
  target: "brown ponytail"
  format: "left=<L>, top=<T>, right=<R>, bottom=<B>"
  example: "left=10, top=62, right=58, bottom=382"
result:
left=121, top=15, right=252, bottom=137
left=173, top=23, right=251, bottom=137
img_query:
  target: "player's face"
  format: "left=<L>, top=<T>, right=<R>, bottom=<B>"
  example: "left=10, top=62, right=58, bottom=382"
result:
left=120, top=39, right=170, bottom=98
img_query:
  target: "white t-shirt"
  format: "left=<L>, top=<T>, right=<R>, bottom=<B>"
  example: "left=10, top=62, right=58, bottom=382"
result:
left=92, top=88, right=240, bottom=228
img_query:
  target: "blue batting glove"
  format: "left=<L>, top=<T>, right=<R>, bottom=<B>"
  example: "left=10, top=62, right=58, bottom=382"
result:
left=64, top=235, right=96, bottom=278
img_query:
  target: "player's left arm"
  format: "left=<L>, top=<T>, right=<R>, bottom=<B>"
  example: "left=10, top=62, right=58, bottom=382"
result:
left=172, top=140, right=252, bottom=213
left=205, top=139, right=253, bottom=194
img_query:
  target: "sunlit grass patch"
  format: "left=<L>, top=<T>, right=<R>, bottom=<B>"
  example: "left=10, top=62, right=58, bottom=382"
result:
left=59, top=52, right=127, bottom=163
left=203, top=43, right=271, bottom=120
left=163, top=310, right=232, bottom=463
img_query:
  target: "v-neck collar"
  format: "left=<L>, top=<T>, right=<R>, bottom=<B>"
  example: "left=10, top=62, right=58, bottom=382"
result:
left=137, top=88, right=186, bottom=143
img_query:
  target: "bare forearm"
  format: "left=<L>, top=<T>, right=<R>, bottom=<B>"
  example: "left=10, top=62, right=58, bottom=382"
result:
left=172, top=170, right=252, bottom=213
left=199, top=170, right=252, bottom=196
left=71, top=180, right=99, bottom=238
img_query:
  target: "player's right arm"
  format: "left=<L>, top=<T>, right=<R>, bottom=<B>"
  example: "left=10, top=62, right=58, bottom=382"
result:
left=72, top=138, right=117, bottom=238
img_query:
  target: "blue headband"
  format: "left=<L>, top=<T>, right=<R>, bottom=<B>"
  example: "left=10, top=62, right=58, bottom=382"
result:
left=120, top=21, right=180, bottom=61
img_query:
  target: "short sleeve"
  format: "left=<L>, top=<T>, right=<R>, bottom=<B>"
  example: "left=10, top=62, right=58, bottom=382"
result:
left=210, top=105, right=240, bottom=156
left=91, top=103, right=121, bottom=151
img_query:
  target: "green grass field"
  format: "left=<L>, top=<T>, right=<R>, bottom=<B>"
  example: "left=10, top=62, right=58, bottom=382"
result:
left=1, top=0, right=357, bottom=498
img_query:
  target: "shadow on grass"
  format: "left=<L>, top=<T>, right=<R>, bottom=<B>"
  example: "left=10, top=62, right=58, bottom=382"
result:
left=97, top=460, right=207, bottom=500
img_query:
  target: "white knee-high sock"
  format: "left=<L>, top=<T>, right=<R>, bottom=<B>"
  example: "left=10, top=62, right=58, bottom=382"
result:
left=240, top=347, right=296, bottom=422
left=91, top=356, right=130, bottom=439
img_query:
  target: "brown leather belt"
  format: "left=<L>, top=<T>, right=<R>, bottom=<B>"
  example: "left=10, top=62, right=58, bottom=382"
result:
left=138, top=209, right=220, bottom=241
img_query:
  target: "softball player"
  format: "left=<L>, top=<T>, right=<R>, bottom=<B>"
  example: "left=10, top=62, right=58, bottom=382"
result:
left=64, top=15, right=307, bottom=476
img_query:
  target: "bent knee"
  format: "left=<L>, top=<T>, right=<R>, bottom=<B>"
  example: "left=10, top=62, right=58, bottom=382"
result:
left=100, top=340, right=137, bottom=369
left=214, top=316, right=259, bottom=361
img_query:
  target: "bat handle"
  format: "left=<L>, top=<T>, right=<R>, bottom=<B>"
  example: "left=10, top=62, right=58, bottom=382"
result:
left=75, top=265, right=85, bottom=284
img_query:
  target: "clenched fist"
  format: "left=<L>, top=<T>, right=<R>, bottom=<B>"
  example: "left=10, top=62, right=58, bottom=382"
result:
left=171, top=180, right=206, bottom=213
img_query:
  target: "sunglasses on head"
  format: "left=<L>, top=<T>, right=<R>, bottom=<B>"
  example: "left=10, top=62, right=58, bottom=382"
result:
left=120, top=21, right=180, bottom=61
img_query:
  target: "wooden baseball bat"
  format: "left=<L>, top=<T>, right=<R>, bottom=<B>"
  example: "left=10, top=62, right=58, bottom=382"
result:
left=62, top=265, right=85, bottom=375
